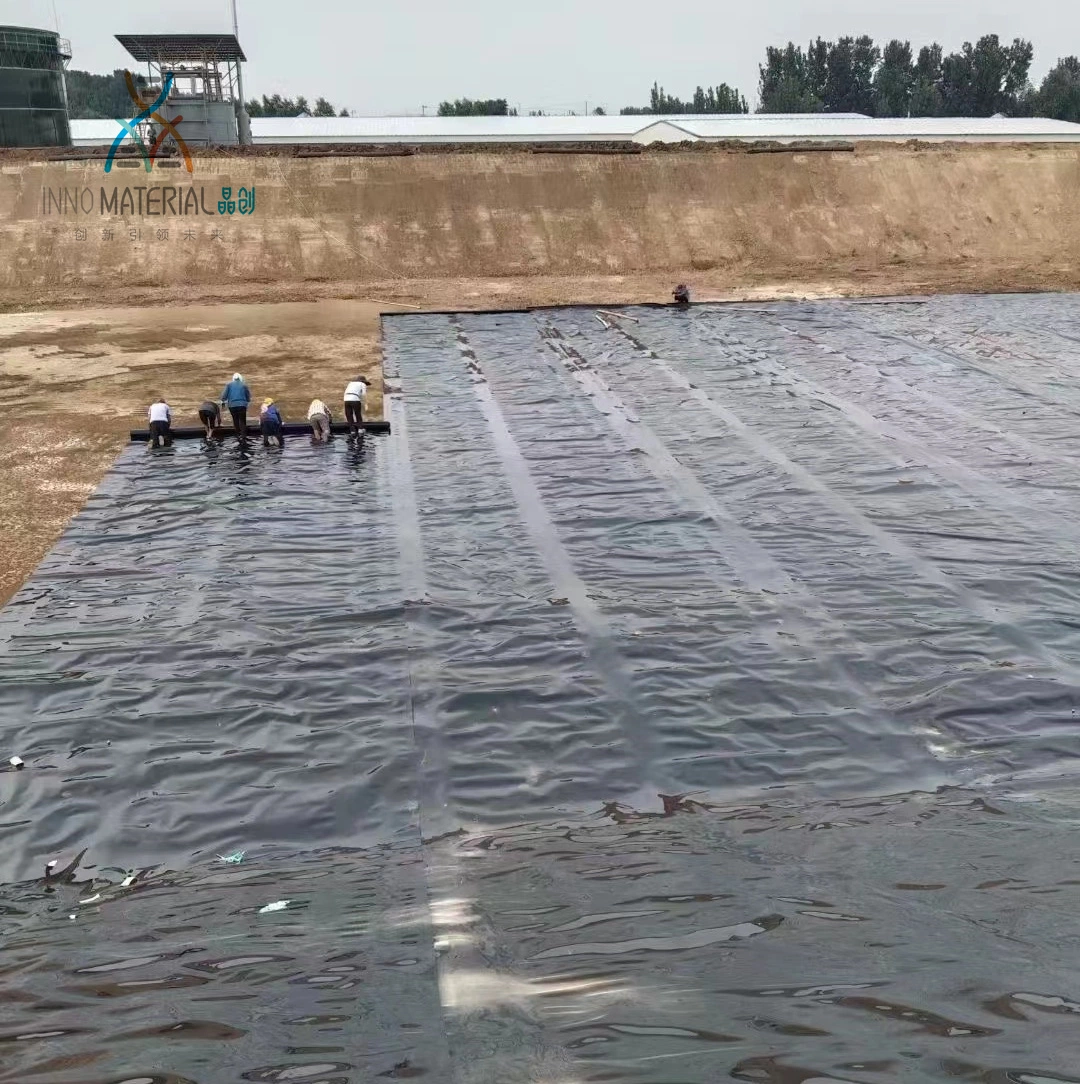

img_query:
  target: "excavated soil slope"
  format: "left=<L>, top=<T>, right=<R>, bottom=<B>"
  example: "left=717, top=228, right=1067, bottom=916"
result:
left=1, top=143, right=1078, bottom=297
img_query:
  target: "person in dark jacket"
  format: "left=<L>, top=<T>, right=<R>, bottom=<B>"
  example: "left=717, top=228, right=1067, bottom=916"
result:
left=260, top=398, right=285, bottom=448
left=198, top=399, right=221, bottom=439
left=221, top=373, right=252, bottom=438
left=673, top=284, right=690, bottom=306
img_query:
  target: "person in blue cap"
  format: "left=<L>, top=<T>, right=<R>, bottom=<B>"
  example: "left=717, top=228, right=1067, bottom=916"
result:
left=221, top=372, right=251, bottom=439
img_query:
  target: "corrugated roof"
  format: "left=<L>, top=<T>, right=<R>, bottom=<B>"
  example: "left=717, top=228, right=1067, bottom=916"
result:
left=644, top=115, right=1080, bottom=140
left=68, top=113, right=1080, bottom=148
left=252, top=115, right=644, bottom=139
left=116, top=33, right=246, bottom=62
left=247, top=113, right=872, bottom=142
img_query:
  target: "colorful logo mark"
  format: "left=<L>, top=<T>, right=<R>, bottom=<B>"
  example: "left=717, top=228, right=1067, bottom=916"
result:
left=106, top=71, right=194, bottom=175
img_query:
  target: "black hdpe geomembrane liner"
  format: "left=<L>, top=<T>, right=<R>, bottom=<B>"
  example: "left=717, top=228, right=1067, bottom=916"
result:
left=4, top=295, right=1080, bottom=1082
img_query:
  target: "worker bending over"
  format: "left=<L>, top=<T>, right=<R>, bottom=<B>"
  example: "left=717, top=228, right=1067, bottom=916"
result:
left=198, top=399, right=221, bottom=439
left=343, top=376, right=368, bottom=438
left=261, top=398, right=285, bottom=448
left=307, top=398, right=332, bottom=443
left=221, top=373, right=251, bottom=439
left=148, top=398, right=172, bottom=448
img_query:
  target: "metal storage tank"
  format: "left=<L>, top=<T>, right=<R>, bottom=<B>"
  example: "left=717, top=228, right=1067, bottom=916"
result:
left=0, top=25, right=71, bottom=147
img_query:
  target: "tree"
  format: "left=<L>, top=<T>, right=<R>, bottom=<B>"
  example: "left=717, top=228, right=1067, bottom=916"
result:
left=295, top=95, right=309, bottom=115
left=758, top=43, right=822, bottom=112
left=650, top=82, right=684, bottom=113
left=593, top=106, right=606, bottom=115
left=692, top=83, right=748, bottom=113
left=438, top=98, right=511, bottom=116
left=910, top=43, right=943, bottom=116
left=340, top=108, right=351, bottom=117
left=806, top=38, right=829, bottom=104
left=313, top=97, right=336, bottom=117
left=941, top=35, right=1033, bottom=115
left=824, top=37, right=855, bottom=111
left=1036, top=56, right=1080, bottom=121
left=822, top=35, right=878, bottom=113
left=851, top=35, right=881, bottom=113
left=874, top=39, right=914, bottom=116
left=1001, top=37, right=1034, bottom=107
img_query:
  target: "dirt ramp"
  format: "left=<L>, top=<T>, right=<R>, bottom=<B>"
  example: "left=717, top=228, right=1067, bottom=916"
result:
left=2, top=144, right=1079, bottom=290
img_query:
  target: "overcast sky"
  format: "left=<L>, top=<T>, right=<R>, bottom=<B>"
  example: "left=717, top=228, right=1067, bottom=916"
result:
left=10, top=0, right=1079, bottom=115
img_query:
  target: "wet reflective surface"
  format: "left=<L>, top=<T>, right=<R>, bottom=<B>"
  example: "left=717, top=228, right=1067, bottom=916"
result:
left=4, top=295, right=1080, bottom=1080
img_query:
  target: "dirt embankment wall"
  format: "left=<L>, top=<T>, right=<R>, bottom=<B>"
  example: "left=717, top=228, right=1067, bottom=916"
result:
left=2, top=144, right=1079, bottom=292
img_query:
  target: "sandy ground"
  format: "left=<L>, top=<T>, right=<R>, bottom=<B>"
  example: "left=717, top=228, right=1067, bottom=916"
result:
left=0, top=264, right=1075, bottom=607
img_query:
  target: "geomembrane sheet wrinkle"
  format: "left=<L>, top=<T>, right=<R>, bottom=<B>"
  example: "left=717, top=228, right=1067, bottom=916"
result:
left=3, top=295, right=1080, bottom=1083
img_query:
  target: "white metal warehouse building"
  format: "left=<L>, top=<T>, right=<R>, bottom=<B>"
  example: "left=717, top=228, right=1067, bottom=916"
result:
left=68, top=113, right=1080, bottom=147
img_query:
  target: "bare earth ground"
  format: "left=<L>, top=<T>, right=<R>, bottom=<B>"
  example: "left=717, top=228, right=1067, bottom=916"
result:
left=0, top=262, right=1075, bottom=606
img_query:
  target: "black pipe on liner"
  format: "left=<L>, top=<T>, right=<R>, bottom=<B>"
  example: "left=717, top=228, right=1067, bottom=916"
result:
left=129, top=421, right=391, bottom=442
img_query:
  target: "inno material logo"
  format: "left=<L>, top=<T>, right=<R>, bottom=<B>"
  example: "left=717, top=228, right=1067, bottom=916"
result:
left=106, top=71, right=193, bottom=174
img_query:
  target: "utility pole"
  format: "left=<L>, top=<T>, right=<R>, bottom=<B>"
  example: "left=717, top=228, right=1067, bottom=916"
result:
left=231, top=0, right=252, bottom=144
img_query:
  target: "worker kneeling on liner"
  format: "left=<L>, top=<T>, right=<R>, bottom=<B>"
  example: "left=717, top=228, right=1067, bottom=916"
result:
left=307, top=398, right=332, bottom=443
left=148, top=398, right=172, bottom=448
left=261, top=398, right=285, bottom=448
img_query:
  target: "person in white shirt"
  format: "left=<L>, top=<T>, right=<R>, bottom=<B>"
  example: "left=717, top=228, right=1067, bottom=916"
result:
left=343, top=376, right=368, bottom=437
left=147, top=398, right=172, bottom=448
left=307, top=398, right=332, bottom=443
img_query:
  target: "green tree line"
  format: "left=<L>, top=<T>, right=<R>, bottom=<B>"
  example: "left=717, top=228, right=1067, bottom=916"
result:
left=757, top=35, right=1036, bottom=116
left=64, top=70, right=350, bottom=119
left=754, top=34, right=1080, bottom=120
left=65, top=69, right=148, bottom=119
left=245, top=95, right=350, bottom=117
left=438, top=98, right=514, bottom=116
left=436, top=37, right=1080, bottom=120
left=620, top=81, right=748, bottom=115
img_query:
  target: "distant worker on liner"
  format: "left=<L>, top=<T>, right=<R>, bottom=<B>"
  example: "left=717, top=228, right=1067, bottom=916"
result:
left=198, top=399, right=221, bottom=440
left=307, top=398, right=332, bottom=443
left=221, top=373, right=252, bottom=439
left=673, top=284, right=690, bottom=306
left=261, top=398, right=285, bottom=448
left=147, top=397, right=172, bottom=448
left=343, top=376, right=368, bottom=438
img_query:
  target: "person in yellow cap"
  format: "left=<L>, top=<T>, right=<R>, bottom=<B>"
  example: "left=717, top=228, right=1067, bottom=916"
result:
left=260, top=397, right=284, bottom=448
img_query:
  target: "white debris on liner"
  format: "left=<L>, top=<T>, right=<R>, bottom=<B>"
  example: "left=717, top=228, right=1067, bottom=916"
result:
left=9, top=756, right=24, bottom=769
left=258, top=900, right=290, bottom=914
